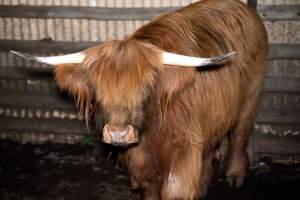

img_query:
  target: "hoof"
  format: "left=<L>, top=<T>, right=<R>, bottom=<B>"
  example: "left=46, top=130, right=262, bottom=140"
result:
left=198, top=185, right=208, bottom=198
left=226, top=176, right=245, bottom=188
left=226, top=153, right=248, bottom=188
left=130, top=177, right=140, bottom=190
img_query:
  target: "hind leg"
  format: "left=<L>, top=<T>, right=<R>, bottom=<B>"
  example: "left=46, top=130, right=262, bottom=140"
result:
left=226, top=75, right=264, bottom=188
left=226, top=117, right=252, bottom=188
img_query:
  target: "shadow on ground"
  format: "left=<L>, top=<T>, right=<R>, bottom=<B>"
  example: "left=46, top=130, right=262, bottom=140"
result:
left=0, top=140, right=299, bottom=200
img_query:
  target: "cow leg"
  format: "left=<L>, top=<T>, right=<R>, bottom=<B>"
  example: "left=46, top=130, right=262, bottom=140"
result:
left=123, top=144, right=161, bottom=199
left=161, top=146, right=203, bottom=200
left=217, top=135, right=230, bottom=173
left=226, top=75, right=264, bottom=188
left=143, top=182, right=160, bottom=200
left=199, top=151, right=214, bottom=198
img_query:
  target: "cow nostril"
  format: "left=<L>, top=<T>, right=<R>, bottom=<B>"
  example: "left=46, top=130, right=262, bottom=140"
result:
left=102, top=124, right=139, bottom=145
left=104, top=124, right=129, bottom=134
left=109, top=129, right=128, bottom=138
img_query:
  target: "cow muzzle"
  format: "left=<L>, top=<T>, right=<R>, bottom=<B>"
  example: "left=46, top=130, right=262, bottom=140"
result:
left=102, top=124, right=139, bottom=146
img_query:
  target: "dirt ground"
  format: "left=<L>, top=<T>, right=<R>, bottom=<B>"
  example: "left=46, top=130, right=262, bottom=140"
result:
left=0, top=140, right=299, bottom=200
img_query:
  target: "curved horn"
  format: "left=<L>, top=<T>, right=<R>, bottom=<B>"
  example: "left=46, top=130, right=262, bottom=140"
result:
left=10, top=51, right=85, bottom=65
left=162, top=51, right=236, bottom=67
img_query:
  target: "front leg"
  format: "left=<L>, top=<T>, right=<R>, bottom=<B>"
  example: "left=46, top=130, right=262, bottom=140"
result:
left=124, top=145, right=161, bottom=200
left=143, top=181, right=160, bottom=200
left=161, top=145, right=204, bottom=200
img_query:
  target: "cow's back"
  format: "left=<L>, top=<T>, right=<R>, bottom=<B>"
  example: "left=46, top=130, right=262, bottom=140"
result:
left=179, top=0, right=268, bottom=141
left=132, top=0, right=267, bottom=142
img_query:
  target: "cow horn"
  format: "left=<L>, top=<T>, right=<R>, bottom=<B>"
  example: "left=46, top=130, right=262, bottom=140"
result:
left=9, top=51, right=85, bottom=65
left=161, top=51, right=236, bottom=67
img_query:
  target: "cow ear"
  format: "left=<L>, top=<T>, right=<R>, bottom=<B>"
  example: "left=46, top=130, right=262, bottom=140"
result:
left=55, top=64, right=92, bottom=123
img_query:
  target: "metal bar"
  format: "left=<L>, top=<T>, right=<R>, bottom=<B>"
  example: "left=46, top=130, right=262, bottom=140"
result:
left=0, top=6, right=177, bottom=20
left=0, top=5, right=299, bottom=21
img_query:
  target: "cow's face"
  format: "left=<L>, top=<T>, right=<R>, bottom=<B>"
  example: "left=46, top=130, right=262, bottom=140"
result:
left=85, top=40, right=161, bottom=146
left=54, top=40, right=162, bottom=146
left=11, top=39, right=234, bottom=147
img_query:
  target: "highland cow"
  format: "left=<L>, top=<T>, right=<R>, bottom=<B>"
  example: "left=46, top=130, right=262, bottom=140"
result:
left=11, top=0, right=268, bottom=199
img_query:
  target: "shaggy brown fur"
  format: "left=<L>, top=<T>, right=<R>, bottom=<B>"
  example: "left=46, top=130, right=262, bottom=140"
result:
left=55, top=0, right=268, bottom=199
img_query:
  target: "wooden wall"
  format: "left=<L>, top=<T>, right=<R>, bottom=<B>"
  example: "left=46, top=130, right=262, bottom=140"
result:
left=0, top=0, right=299, bottom=165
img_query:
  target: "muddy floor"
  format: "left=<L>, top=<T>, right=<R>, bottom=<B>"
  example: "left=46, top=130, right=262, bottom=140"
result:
left=0, top=140, right=299, bottom=200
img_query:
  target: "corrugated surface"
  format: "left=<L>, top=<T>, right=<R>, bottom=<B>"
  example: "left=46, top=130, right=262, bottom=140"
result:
left=0, top=18, right=299, bottom=43
left=1, top=0, right=300, bottom=6
left=1, top=0, right=199, bottom=7
left=0, top=1, right=298, bottom=44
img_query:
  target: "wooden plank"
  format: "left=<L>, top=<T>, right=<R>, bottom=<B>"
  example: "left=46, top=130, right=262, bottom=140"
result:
left=0, top=100, right=299, bottom=125
left=0, top=110, right=299, bottom=138
left=0, top=94, right=76, bottom=110
left=262, top=76, right=300, bottom=93
left=0, top=6, right=177, bottom=20
left=0, top=117, right=89, bottom=135
left=266, top=60, right=300, bottom=78
left=0, top=66, right=54, bottom=79
left=0, top=39, right=98, bottom=53
left=254, top=109, right=300, bottom=125
left=0, top=77, right=300, bottom=108
left=260, top=93, right=300, bottom=110
left=0, top=40, right=299, bottom=59
left=252, top=124, right=300, bottom=155
left=268, top=44, right=300, bottom=60
left=0, top=78, right=58, bottom=95
left=0, top=5, right=298, bottom=21
left=1, top=75, right=299, bottom=96
left=0, top=131, right=85, bottom=144
left=1, top=93, right=300, bottom=119
left=258, top=4, right=300, bottom=21
left=0, top=105, right=83, bottom=121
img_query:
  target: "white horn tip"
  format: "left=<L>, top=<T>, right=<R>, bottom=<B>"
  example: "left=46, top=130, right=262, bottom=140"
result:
left=10, top=50, right=21, bottom=56
left=9, top=50, right=38, bottom=61
left=9, top=50, right=85, bottom=65
left=210, top=51, right=236, bottom=62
